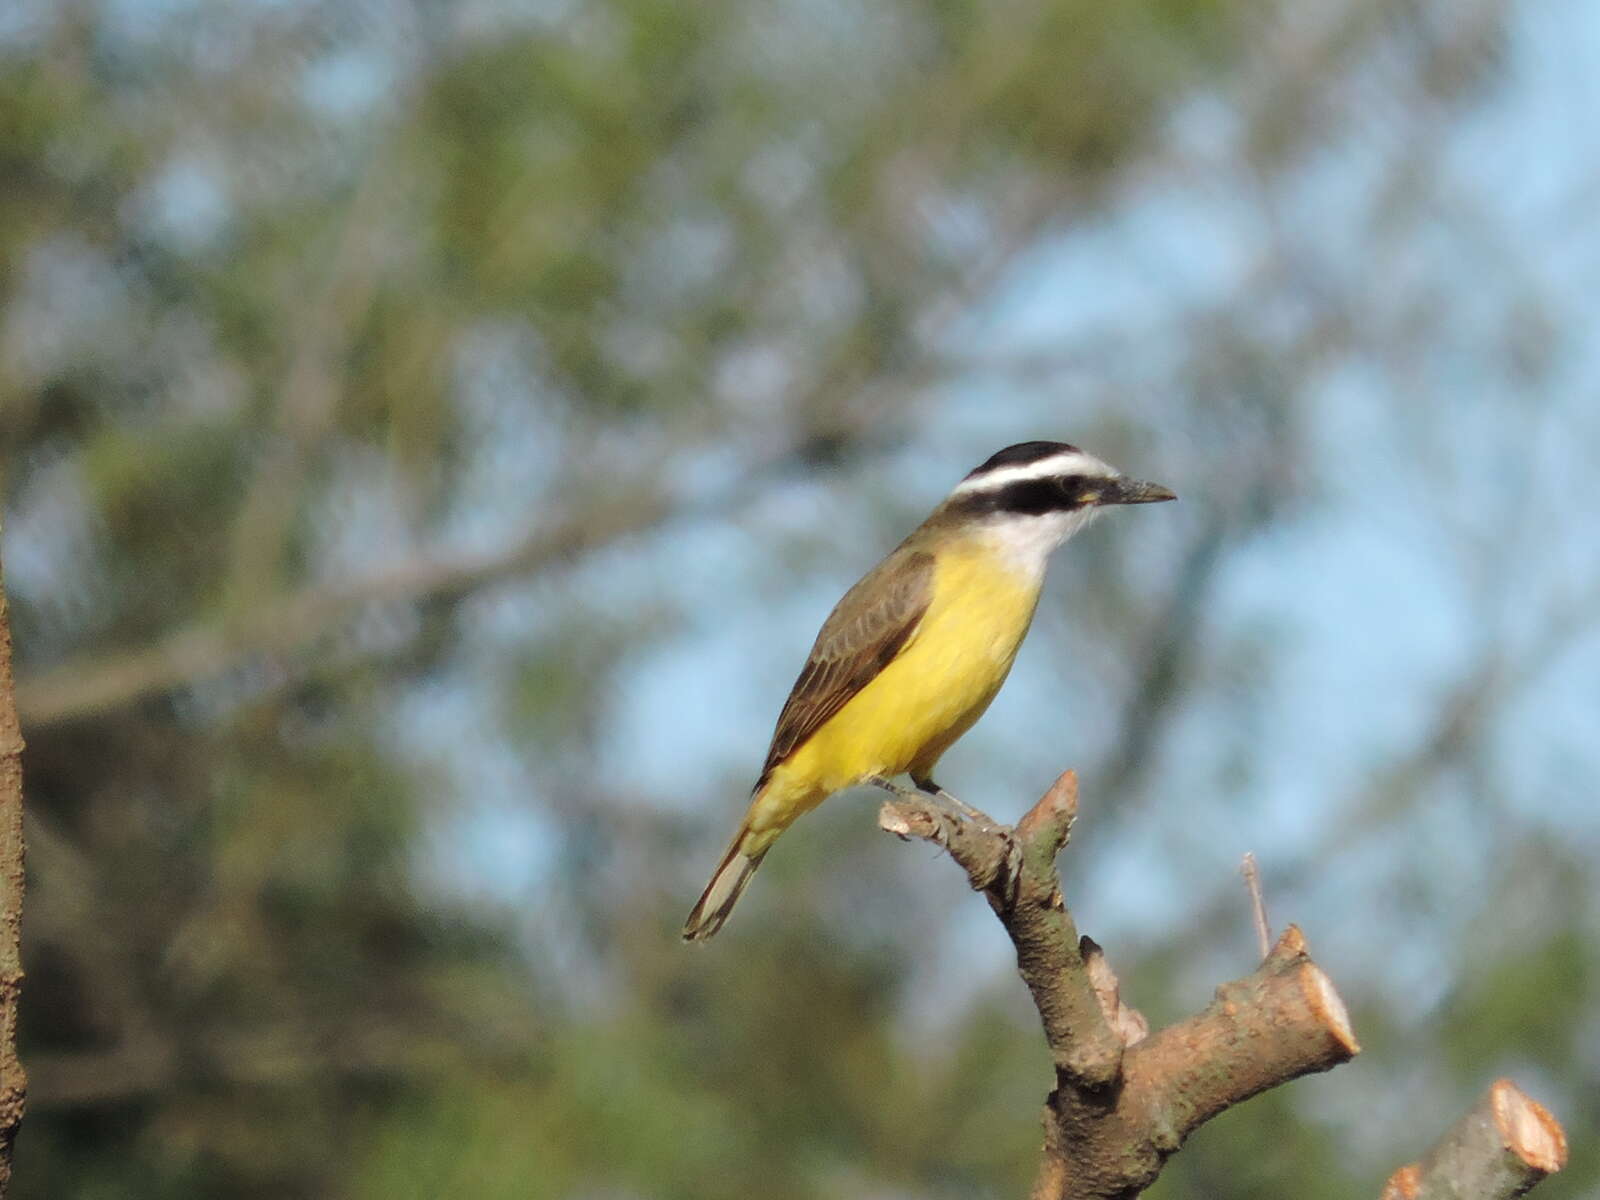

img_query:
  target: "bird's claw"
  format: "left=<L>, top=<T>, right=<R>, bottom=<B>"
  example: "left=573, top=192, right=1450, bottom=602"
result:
left=870, top=776, right=1006, bottom=837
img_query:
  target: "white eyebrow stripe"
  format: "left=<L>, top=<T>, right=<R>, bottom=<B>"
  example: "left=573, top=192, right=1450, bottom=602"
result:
left=950, top=450, right=1117, bottom=495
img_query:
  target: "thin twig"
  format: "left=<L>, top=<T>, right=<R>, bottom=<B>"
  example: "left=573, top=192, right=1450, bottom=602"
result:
left=1240, top=851, right=1271, bottom=960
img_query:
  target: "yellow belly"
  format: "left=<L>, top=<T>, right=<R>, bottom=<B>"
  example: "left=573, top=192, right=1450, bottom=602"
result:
left=746, top=544, right=1042, bottom=847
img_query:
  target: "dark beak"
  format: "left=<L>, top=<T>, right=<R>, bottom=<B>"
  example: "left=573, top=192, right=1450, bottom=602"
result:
left=1099, top=477, right=1177, bottom=505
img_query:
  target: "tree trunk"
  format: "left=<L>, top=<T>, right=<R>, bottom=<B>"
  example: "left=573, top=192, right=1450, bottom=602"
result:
left=0, top=551, right=29, bottom=1194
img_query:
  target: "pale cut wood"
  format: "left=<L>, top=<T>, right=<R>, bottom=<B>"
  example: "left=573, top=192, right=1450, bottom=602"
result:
left=1382, top=1078, right=1567, bottom=1200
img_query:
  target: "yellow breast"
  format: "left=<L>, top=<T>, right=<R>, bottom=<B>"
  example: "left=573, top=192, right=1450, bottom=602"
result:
left=758, top=539, right=1044, bottom=829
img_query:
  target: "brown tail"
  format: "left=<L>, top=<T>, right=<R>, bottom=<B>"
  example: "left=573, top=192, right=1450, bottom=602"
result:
left=683, top=823, right=767, bottom=942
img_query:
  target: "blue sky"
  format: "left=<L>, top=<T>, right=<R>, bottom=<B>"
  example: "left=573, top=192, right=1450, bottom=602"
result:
left=41, top=0, right=1592, bottom=1044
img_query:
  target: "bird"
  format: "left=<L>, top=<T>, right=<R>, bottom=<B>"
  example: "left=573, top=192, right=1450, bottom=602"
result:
left=682, top=440, right=1175, bottom=941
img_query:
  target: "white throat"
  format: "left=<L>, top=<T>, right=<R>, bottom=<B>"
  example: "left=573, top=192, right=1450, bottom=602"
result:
left=978, top=506, right=1102, bottom=578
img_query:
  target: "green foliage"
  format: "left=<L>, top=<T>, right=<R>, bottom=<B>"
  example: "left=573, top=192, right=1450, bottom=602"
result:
left=351, top=918, right=1053, bottom=1200
left=1149, top=1087, right=1361, bottom=1200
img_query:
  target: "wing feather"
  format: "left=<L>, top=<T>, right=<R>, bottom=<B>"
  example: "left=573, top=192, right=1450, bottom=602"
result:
left=759, top=547, right=934, bottom=780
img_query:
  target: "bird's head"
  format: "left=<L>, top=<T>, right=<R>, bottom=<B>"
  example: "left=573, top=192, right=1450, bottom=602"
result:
left=937, top=440, right=1176, bottom=568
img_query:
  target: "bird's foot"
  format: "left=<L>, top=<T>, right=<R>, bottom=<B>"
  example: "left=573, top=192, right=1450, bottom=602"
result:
left=874, top=775, right=1017, bottom=896
left=868, top=776, right=1004, bottom=836
left=866, top=775, right=919, bottom=802
left=911, top=778, right=1003, bottom=835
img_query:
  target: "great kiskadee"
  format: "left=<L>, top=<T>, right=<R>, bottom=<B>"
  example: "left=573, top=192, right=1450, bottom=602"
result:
left=683, top=441, right=1175, bottom=941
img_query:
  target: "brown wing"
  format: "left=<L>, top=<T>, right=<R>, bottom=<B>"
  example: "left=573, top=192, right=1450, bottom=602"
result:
left=758, top=546, right=934, bottom=782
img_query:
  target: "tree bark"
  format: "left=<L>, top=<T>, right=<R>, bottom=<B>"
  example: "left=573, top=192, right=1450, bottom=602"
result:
left=880, top=771, right=1359, bottom=1200
left=0, top=551, right=28, bottom=1193
left=881, top=771, right=1572, bottom=1199
left=1380, top=1079, right=1567, bottom=1200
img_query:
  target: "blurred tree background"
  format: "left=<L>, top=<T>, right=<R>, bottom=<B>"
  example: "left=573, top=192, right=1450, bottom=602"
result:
left=1, top=0, right=1596, bottom=1196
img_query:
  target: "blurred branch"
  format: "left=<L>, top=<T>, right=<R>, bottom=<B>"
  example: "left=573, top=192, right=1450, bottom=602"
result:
left=1140, top=561, right=1600, bottom=981
left=0, top=552, right=27, bottom=1193
left=28, top=1022, right=494, bottom=1110
left=23, top=809, right=176, bottom=1073
left=1096, top=504, right=1235, bottom=804
left=224, top=145, right=401, bottom=608
left=1379, top=1079, right=1567, bottom=1200
left=17, top=407, right=917, bottom=729
left=878, top=771, right=1358, bottom=1198
left=16, top=489, right=673, bottom=727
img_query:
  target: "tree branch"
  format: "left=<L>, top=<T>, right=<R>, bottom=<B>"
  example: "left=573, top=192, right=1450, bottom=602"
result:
left=15, top=492, right=672, bottom=728
left=0, top=551, right=29, bottom=1194
left=1380, top=1079, right=1567, bottom=1200
left=878, top=771, right=1359, bottom=1199
left=15, top=424, right=899, bottom=730
left=881, top=772, right=1124, bottom=1087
